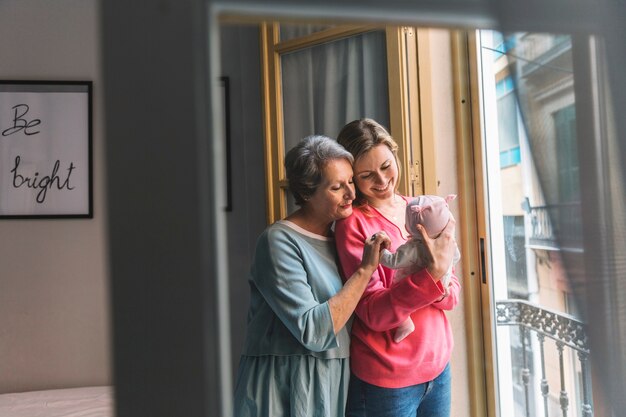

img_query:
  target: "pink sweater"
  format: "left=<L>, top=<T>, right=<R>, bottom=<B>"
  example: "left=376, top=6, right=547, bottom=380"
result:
left=334, top=198, right=460, bottom=388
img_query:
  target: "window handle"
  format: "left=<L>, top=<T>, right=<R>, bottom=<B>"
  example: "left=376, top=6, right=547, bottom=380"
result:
left=479, top=237, right=487, bottom=284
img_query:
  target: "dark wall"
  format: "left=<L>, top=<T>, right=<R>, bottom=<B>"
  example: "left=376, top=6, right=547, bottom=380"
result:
left=219, top=24, right=268, bottom=381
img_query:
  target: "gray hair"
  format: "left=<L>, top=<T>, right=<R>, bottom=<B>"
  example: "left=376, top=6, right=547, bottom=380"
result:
left=284, top=135, right=354, bottom=206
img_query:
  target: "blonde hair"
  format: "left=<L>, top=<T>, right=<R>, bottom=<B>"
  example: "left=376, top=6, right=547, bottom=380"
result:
left=337, top=118, right=401, bottom=206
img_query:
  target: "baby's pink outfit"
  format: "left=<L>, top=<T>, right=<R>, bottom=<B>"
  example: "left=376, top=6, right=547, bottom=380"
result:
left=380, top=194, right=461, bottom=342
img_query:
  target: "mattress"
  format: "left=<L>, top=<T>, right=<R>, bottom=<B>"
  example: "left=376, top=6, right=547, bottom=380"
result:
left=0, top=386, right=113, bottom=417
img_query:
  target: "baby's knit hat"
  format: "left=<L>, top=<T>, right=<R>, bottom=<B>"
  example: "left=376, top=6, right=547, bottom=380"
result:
left=405, top=194, right=456, bottom=238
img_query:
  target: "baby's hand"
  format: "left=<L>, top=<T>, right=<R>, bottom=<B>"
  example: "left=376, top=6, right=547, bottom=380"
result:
left=441, top=273, right=451, bottom=288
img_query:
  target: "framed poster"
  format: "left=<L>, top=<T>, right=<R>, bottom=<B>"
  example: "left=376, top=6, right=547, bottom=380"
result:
left=0, top=81, right=92, bottom=219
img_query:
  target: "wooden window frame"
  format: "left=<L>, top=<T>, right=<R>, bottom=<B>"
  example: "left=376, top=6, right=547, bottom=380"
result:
left=451, top=29, right=495, bottom=417
left=260, top=22, right=433, bottom=223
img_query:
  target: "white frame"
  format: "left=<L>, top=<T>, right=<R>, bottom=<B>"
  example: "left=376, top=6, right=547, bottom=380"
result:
left=0, top=80, right=93, bottom=218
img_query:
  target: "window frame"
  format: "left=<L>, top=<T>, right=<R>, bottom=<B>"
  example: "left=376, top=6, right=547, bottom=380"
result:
left=260, top=22, right=434, bottom=223
left=452, top=30, right=495, bottom=417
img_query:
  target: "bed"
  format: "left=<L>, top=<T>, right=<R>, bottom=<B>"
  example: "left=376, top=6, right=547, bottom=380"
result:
left=0, top=386, right=113, bottom=417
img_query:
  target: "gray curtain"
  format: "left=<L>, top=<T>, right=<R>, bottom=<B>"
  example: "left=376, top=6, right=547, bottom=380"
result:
left=280, top=30, right=389, bottom=153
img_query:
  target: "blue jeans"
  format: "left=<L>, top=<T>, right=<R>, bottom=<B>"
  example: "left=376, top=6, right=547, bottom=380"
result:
left=345, top=363, right=451, bottom=417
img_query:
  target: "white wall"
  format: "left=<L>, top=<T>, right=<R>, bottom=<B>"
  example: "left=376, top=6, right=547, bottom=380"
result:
left=0, top=0, right=110, bottom=393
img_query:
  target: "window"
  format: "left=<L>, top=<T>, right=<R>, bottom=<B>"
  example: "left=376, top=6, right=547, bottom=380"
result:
left=260, top=23, right=431, bottom=222
left=497, top=77, right=521, bottom=168
left=278, top=29, right=390, bottom=213
left=503, top=215, right=528, bottom=298
left=258, top=24, right=596, bottom=417
left=475, top=29, right=593, bottom=417
left=554, top=104, right=580, bottom=203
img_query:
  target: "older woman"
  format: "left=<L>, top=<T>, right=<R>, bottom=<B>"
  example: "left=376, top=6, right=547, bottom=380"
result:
left=233, top=135, right=390, bottom=417
left=335, top=119, right=460, bottom=417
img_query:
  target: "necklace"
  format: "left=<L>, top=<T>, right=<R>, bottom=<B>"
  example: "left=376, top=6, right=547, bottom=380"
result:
left=370, top=195, right=402, bottom=221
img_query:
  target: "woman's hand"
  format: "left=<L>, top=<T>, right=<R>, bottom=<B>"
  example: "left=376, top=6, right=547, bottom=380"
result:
left=360, top=231, right=391, bottom=272
left=329, top=230, right=390, bottom=334
left=418, top=216, right=457, bottom=281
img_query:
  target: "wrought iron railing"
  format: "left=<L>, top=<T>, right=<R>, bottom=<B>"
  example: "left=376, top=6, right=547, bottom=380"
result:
left=496, top=300, right=593, bottom=417
left=527, top=202, right=582, bottom=250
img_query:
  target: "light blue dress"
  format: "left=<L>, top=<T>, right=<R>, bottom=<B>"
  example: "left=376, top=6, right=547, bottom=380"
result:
left=233, top=220, right=350, bottom=417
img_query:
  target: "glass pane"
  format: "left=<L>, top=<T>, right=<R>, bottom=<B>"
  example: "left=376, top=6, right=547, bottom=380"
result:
left=479, top=30, right=592, bottom=417
left=280, top=30, right=389, bottom=166
left=279, top=23, right=336, bottom=42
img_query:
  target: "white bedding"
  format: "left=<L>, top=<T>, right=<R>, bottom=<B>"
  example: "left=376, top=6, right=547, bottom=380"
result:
left=0, top=386, right=113, bottom=417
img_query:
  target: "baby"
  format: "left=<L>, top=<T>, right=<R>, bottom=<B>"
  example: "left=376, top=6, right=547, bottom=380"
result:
left=380, top=194, right=461, bottom=343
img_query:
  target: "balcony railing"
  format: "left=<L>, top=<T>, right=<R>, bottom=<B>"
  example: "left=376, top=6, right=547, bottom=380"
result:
left=526, top=202, right=582, bottom=251
left=496, top=300, right=593, bottom=417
